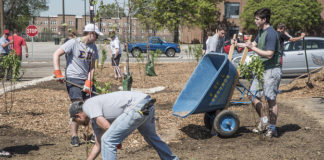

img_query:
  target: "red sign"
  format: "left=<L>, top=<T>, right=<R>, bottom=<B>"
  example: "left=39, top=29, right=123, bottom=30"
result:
left=26, top=25, right=38, bottom=37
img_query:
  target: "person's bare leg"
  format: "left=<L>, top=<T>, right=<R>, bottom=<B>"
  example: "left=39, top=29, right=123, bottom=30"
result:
left=268, top=99, right=278, bottom=126
left=251, top=97, right=266, bottom=118
left=71, top=121, right=79, bottom=137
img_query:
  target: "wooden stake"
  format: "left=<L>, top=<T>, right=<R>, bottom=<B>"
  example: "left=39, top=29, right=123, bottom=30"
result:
left=228, top=34, right=236, bottom=61
left=225, top=35, right=252, bottom=108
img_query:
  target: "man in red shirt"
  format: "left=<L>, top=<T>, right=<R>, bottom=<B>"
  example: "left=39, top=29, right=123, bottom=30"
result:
left=8, top=29, right=28, bottom=60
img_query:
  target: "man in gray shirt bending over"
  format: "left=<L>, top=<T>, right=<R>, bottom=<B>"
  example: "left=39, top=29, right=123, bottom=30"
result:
left=206, top=26, right=226, bottom=53
left=69, top=91, right=179, bottom=160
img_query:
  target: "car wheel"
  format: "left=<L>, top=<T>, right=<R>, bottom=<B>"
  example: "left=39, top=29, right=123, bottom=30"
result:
left=213, top=110, right=239, bottom=137
left=131, top=48, right=142, bottom=57
left=166, top=48, right=176, bottom=57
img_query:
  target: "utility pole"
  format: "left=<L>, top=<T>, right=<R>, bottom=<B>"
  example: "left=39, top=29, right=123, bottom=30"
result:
left=89, top=0, right=94, bottom=23
left=0, top=0, right=4, bottom=33
left=62, top=0, right=65, bottom=38
left=84, top=0, right=86, bottom=25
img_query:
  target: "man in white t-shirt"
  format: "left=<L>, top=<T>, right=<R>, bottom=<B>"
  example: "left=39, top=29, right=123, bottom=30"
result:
left=109, top=31, right=122, bottom=80
left=53, top=23, right=103, bottom=147
left=69, top=91, right=179, bottom=160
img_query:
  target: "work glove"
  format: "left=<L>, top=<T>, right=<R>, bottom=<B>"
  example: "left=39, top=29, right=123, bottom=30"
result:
left=83, top=80, right=93, bottom=95
left=117, top=143, right=122, bottom=149
left=54, top=70, right=64, bottom=82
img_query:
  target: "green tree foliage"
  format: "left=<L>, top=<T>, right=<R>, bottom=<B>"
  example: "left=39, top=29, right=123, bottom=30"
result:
left=132, top=0, right=223, bottom=43
left=240, top=0, right=323, bottom=35
left=98, top=2, right=126, bottom=18
left=3, top=0, right=48, bottom=31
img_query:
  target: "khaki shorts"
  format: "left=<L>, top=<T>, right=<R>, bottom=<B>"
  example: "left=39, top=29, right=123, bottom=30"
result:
left=250, top=67, right=282, bottom=100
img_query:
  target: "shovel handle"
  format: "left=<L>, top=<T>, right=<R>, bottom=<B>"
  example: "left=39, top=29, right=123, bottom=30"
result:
left=64, top=79, right=100, bottom=95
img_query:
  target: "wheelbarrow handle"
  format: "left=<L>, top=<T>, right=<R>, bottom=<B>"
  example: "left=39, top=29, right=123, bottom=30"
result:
left=64, top=79, right=100, bottom=95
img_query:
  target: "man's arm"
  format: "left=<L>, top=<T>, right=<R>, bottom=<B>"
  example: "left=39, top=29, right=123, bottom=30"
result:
left=53, top=48, right=65, bottom=70
left=289, top=32, right=305, bottom=42
left=95, top=116, right=111, bottom=131
left=87, top=131, right=103, bottom=160
left=23, top=45, right=29, bottom=58
left=1, top=40, right=13, bottom=48
left=246, top=41, right=274, bottom=59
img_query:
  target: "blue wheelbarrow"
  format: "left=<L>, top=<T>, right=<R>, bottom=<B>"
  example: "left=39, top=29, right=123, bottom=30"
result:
left=172, top=53, right=256, bottom=137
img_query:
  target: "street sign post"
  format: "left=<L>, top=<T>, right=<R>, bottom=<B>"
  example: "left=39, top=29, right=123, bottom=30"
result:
left=26, top=25, right=38, bottom=61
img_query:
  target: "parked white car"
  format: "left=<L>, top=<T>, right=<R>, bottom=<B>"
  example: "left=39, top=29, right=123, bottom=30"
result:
left=231, top=37, right=324, bottom=77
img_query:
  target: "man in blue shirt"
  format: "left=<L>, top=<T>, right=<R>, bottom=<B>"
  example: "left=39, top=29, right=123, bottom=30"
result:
left=0, top=30, right=13, bottom=79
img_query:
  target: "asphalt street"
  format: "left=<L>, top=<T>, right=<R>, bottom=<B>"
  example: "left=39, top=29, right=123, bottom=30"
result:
left=18, top=42, right=292, bottom=84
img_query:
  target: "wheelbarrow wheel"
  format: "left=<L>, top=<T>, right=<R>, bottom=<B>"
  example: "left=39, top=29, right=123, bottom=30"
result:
left=204, top=112, right=216, bottom=131
left=213, top=110, right=239, bottom=137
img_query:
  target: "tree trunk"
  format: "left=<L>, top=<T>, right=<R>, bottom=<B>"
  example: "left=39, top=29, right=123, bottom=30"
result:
left=173, top=26, right=179, bottom=43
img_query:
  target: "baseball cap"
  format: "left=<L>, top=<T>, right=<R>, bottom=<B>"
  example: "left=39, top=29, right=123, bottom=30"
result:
left=4, top=30, right=9, bottom=35
left=69, top=101, right=84, bottom=118
left=83, top=24, right=103, bottom=36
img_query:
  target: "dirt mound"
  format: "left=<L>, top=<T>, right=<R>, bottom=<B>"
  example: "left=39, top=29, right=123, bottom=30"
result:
left=280, top=68, right=324, bottom=98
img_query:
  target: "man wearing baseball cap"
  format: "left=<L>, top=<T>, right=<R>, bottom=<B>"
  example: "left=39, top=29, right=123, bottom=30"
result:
left=0, top=29, right=13, bottom=78
left=53, top=23, right=103, bottom=147
left=69, top=91, right=179, bottom=160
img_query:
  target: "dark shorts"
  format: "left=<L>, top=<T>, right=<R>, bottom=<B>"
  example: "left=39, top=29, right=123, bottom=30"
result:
left=111, top=54, right=121, bottom=66
left=66, top=77, right=97, bottom=101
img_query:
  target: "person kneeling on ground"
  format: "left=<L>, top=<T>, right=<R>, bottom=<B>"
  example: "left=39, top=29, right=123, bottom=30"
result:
left=69, top=91, right=179, bottom=160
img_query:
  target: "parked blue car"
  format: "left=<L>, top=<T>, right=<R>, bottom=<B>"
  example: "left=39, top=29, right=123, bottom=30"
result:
left=127, top=36, right=181, bottom=57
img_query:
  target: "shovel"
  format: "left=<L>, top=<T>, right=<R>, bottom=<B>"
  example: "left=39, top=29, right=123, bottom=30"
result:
left=303, top=37, right=314, bottom=89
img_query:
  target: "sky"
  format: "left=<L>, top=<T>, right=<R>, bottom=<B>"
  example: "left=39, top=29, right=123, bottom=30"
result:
left=40, top=0, right=126, bottom=17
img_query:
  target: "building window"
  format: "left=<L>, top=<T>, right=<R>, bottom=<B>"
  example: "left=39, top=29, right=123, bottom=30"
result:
left=44, top=21, right=48, bottom=24
left=141, top=30, right=145, bottom=33
left=69, top=21, right=73, bottom=25
left=50, top=21, right=56, bottom=25
left=227, top=26, right=239, bottom=40
left=108, top=22, right=112, bottom=26
left=51, top=28, right=57, bottom=32
left=225, top=3, right=240, bottom=18
left=101, top=28, right=106, bottom=32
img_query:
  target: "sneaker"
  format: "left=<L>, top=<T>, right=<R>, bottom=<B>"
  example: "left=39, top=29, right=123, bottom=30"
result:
left=90, top=134, right=95, bottom=143
left=71, top=136, right=80, bottom=147
left=252, top=121, right=268, bottom=133
left=265, top=128, right=278, bottom=138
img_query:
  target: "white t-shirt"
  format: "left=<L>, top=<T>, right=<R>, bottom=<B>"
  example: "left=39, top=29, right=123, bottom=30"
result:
left=109, top=36, right=122, bottom=55
left=61, top=38, right=98, bottom=79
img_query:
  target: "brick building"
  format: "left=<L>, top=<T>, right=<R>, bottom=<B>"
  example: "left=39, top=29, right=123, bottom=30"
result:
left=30, top=0, right=324, bottom=43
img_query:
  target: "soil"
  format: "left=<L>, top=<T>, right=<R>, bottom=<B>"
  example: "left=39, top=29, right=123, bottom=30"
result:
left=0, top=62, right=323, bottom=160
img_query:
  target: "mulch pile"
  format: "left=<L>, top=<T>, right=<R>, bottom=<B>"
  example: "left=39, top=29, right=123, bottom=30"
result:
left=0, top=62, right=323, bottom=151
left=279, top=68, right=324, bottom=98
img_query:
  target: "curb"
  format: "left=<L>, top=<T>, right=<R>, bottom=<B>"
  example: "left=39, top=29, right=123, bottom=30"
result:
left=0, top=76, right=54, bottom=95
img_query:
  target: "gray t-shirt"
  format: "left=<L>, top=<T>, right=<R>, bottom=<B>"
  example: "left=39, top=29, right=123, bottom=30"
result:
left=206, top=34, right=225, bottom=53
left=61, top=38, right=98, bottom=79
left=0, top=36, right=10, bottom=54
left=83, top=91, right=148, bottom=134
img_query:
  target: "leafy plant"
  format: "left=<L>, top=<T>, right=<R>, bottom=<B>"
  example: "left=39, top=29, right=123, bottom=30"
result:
left=92, top=72, right=111, bottom=94
left=192, top=44, right=203, bottom=62
left=238, top=55, right=265, bottom=88
left=149, top=50, right=162, bottom=64
left=0, top=51, right=23, bottom=113
left=99, top=45, right=107, bottom=70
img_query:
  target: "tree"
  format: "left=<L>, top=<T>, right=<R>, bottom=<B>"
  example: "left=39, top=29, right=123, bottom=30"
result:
left=132, top=0, right=223, bottom=43
left=98, top=3, right=126, bottom=18
left=240, top=0, right=323, bottom=36
left=3, top=0, right=48, bottom=32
